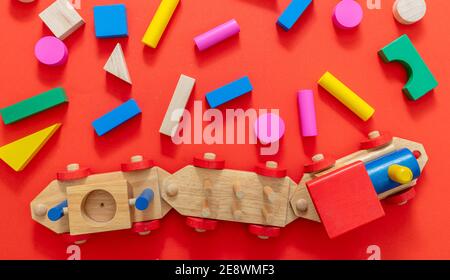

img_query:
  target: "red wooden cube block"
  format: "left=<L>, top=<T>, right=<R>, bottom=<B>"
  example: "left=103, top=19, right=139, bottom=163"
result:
left=307, top=161, right=385, bottom=238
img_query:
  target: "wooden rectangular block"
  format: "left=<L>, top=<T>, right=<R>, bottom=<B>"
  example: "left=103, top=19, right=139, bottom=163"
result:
left=39, top=0, right=85, bottom=40
left=0, top=87, right=67, bottom=125
left=205, top=76, right=253, bottom=108
left=306, top=161, right=385, bottom=238
left=66, top=180, right=133, bottom=235
left=159, top=74, right=196, bottom=137
left=92, top=99, right=141, bottom=136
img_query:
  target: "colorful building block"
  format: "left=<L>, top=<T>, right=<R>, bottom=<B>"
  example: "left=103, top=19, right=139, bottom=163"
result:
left=92, top=99, right=141, bottom=136
left=1, top=88, right=68, bottom=125
left=297, top=89, right=318, bottom=137
left=135, top=188, right=154, bottom=211
left=318, top=71, right=375, bottom=121
left=39, top=0, right=85, bottom=40
left=94, top=4, right=128, bottom=38
left=194, top=19, right=240, bottom=51
left=254, top=113, right=286, bottom=144
left=379, top=34, right=438, bottom=100
left=206, top=76, right=253, bottom=108
left=393, top=0, right=427, bottom=25
left=332, top=0, right=363, bottom=29
left=277, top=0, right=312, bottom=31
left=48, top=200, right=68, bottom=222
left=159, top=74, right=196, bottom=137
left=306, top=161, right=385, bottom=239
left=104, top=43, right=132, bottom=84
left=0, top=123, right=61, bottom=171
left=365, top=148, right=421, bottom=194
left=142, top=0, right=180, bottom=48
left=34, top=36, right=68, bottom=66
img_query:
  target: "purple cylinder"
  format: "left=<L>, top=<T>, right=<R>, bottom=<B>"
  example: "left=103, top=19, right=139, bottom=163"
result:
left=194, top=19, right=240, bottom=51
left=297, top=90, right=318, bottom=137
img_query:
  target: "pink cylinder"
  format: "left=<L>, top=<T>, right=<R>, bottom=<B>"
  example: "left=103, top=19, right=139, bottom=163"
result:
left=298, top=90, right=318, bottom=137
left=194, top=19, right=240, bottom=51
left=332, top=0, right=363, bottom=30
left=34, top=36, right=68, bottom=66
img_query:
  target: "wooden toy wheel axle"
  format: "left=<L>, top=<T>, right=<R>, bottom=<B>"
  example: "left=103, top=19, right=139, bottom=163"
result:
left=132, top=220, right=161, bottom=236
left=248, top=225, right=281, bottom=239
left=62, top=233, right=91, bottom=245
left=385, top=187, right=416, bottom=206
left=255, top=161, right=287, bottom=178
left=304, top=154, right=335, bottom=173
left=193, top=153, right=225, bottom=169
left=360, top=131, right=393, bottom=150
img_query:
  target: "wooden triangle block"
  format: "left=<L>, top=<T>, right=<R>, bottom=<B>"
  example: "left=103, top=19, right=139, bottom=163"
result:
left=104, top=43, right=132, bottom=84
left=0, top=123, right=61, bottom=171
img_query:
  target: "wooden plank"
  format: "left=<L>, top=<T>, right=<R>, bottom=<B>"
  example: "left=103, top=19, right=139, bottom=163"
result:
left=159, top=74, right=195, bottom=137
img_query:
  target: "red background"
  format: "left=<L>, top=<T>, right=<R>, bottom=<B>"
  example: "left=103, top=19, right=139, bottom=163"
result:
left=0, top=0, right=449, bottom=260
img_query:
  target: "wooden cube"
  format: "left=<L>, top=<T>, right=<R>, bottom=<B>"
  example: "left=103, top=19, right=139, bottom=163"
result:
left=307, top=161, right=385, bottom=238
left=66, top=180, right=133, bottom=235
left=39, top=0, right=85, bottom=40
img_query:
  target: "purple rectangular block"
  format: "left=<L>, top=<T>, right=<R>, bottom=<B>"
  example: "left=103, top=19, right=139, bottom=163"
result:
left=194, top=19, right=240, bottom=51
left=298, top=89, right=318, bottom=137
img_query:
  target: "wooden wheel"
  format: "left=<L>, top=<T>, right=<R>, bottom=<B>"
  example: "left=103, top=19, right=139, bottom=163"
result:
left=385, top=187, right=416, bottom=206
left=248, top=225, right=281, bottom=239
left=185, top=217, right=218, bottom=232
left=132, top=220, right=161, bottom=236
left=121, top=155, right=154, bottom=172
left=193, top=153, right=225, bottom=170
left=56, top=163, right=90, bottom=181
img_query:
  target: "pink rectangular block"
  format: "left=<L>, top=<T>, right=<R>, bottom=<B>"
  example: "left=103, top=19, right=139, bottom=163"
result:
left=297, top=89, right=318, bottom=137
left=194, top=19, right=240, bottom=51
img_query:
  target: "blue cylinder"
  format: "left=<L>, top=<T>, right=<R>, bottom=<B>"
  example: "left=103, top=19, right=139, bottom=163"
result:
left=47, top=200, right=68, bottom=222
left=135, top=188, right=154, bottom=211
left=365, top=148, right=420, bottom=194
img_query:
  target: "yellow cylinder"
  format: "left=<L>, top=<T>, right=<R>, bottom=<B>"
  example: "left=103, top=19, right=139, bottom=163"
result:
left=388, top=164, right=413, bottom=184
left=142, top=0, right=180, bottom=48
left=318, top=71, right=375, bottom=121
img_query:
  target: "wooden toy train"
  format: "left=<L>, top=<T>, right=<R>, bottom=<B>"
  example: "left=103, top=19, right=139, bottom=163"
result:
left=31, top=131, right=428, bottom=244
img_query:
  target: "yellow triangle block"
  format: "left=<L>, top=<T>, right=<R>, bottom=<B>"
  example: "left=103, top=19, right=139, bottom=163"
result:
left=0, top=123, right=61, bottom=171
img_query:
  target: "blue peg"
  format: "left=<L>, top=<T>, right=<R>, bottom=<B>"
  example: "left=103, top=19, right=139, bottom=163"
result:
left=47, top=200, right=68, bottom=222
left=135, top=188, right=154, bottom=211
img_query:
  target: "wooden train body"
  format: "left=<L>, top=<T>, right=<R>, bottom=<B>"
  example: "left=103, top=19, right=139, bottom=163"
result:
left=30, top=132, right=428, bottom=243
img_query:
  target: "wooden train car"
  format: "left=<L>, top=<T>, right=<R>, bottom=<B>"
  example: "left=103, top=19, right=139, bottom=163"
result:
left=163, top=131, right=428, bottom=239
left=30, top=155, right=171, bottom=244
left=31, top=131, right=429, bottom=242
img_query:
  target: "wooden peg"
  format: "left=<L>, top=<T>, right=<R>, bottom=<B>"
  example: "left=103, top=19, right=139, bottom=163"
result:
left=296, top=199, right=308, bottom=212
left=201, top=199, right=211, bottom=218
left=33, top=204, right=48, bottom=217
left=165, top=183, right=178, bottom=197
left=203, top=178, right=213, bottom=195
left=231, top=201, right=243, bottom=220
left=233, top=182, right=244, bottom=200
left=261, top=207, right=274, bottom=224
left=263, top=186, right=276, bottom=203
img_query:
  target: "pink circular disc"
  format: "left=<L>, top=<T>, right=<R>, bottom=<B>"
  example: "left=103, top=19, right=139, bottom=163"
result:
left=254, top=113, right=286, bottom=144
left=333, top=0, right=363, bottom=29
left=34, top=36, right=68, bottom=66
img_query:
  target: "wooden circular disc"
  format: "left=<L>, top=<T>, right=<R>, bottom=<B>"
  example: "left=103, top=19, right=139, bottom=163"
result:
left=56, top=167, right=91, bottom=181
left=185, top=217, right=218, bottom=231
left=393, top=0, right=427, bottom=25
left=34, top=36, right=68, bottom=66
left=248, top=225, right=281, bottom=238
left=82, top=190, right=117, bottom=223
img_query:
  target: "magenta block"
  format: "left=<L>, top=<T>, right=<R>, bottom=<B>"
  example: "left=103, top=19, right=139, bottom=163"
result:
left=297, top=90, right=318, bottom=137
left=194, top=19, right=240, bottom=51
left=332, top=0, right=363, bottom=30
left=34, top=36, right=68, bottom=66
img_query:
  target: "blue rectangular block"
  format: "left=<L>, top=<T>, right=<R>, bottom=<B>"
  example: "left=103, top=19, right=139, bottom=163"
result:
left=206, top=76, right=253, bottom=108
left=94, top=4, right=128, bottom=38
left=277, top=0, right=312, bottom=31
left=92, top=99, right=141, bottom=136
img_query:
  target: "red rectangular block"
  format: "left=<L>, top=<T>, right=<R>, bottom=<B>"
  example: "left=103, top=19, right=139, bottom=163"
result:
left=307, top=161, right=385, bottom=238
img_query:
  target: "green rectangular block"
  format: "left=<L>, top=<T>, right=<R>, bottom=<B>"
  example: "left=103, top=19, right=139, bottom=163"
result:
left=0, top=87, right=68, bottom=124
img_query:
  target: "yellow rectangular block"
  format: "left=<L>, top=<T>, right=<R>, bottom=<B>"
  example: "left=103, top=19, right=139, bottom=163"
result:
left=142, top=0, right=180, bottom=48
left=318, top=71, right=375, bottom=121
